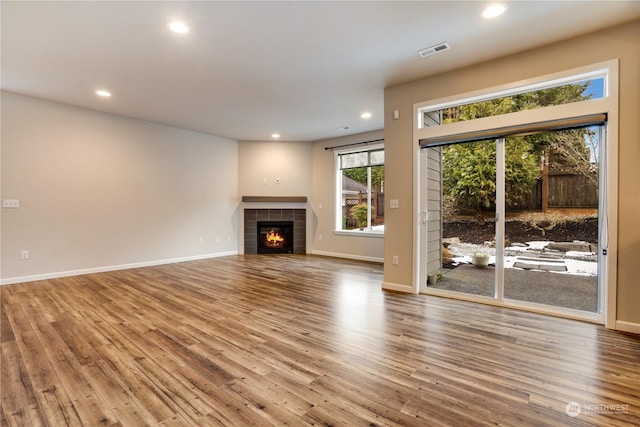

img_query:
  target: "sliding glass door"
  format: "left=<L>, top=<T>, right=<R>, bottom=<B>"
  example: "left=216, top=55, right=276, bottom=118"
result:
left=422, top=124, right=604, bottom=318
left=502, top=127, right=602, bottom=313
left=424, top=139, right=497, bottom=299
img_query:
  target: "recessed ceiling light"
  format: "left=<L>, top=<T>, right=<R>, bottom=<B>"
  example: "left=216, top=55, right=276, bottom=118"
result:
left=168, top=21, right=189, bottom=33
left=483, top=3, right=508, bottom=19
left=96, top=89, right=112, bottom=97
left=271, top=133, right=281, bottom=139
left=360, top=112, right=372, bottom=119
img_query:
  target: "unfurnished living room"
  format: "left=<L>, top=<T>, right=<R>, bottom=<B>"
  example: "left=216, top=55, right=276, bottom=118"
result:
left=1, top=1, right=639, bottom=426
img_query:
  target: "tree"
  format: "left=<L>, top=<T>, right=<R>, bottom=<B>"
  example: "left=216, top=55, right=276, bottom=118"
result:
left=342, top=165, right=384, bottom=191
left=351, top=203, right=375, bottom=228
left=441, top=81, right=598, bottom=215
left=442, top=138, right=539, bottom=217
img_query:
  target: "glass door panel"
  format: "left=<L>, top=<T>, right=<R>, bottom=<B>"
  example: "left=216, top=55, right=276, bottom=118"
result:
left=425, top=139, right=497, bottom=298
left=503, top=128, right=601, bottom=312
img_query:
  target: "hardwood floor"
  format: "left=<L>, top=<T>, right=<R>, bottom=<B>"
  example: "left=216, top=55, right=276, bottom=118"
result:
left=1, top=255, right=639, bottom=426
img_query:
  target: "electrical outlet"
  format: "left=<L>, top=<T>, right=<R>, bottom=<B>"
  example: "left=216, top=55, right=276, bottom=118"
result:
left=392, top=255, right=399, bottom=265
left=21, top=250, right=29, bottom=260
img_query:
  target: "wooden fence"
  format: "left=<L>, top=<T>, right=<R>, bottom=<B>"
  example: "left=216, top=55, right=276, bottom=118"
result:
left=515, top=173, right=598, bottom=210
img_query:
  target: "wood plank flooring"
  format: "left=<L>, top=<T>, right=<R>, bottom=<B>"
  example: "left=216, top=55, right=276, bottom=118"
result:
left=1, top=255, right=639, bottom=426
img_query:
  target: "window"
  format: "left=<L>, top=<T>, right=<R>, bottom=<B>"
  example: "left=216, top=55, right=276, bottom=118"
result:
left=335, top=145, right=384, bottom=234
left=420, top=72, right=606, bottom=128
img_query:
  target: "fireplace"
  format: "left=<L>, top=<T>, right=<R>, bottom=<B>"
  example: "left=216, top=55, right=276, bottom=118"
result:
left=257, top=221, right=293, bottom=254
left=244, top=208, right=306, bottom=254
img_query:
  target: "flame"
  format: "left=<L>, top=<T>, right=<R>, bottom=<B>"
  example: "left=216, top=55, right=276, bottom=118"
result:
left=265, top=229, right=285, bottom=246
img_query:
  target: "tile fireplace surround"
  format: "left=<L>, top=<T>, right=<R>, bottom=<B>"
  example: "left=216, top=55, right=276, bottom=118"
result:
left=242, top=196, right=307, bottom=255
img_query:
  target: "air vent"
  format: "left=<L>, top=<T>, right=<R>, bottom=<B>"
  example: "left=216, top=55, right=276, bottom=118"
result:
left=418, top=42, right=450, bottom=58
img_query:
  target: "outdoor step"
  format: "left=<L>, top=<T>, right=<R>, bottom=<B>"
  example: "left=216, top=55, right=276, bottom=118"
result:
left=513, top=261, right=568, bottom=272
left=517, top=256, right=565, bottom=263
left=546, top=241, right=595, bottom=252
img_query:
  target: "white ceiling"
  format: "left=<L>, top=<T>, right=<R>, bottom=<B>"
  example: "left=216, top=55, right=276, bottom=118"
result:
left=2, top=1, right=639, bottom=142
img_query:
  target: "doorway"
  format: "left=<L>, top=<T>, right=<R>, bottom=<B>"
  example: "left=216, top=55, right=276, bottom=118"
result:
left=422, top=125, right=604, bottom=318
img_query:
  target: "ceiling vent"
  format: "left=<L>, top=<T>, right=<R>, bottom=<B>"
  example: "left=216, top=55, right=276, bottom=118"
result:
left=418, top=42, right=450, bottom=58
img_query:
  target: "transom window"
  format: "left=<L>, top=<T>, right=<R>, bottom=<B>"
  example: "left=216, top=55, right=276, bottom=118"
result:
left=420, top=72, right=606, bottom=128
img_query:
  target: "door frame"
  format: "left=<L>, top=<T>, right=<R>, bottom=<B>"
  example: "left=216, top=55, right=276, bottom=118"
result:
left=412, top=61, right=619, bottom=327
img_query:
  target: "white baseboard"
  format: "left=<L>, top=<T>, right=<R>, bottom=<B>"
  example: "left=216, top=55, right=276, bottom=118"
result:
left=382, top=281, right=418, bottom=294
left=0, top=251, right=238, bottom=286
left=615, top=320, right=640, bottom=334
left=310, top=250, right=383, bottom=264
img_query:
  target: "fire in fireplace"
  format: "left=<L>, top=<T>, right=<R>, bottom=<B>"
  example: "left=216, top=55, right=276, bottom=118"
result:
left=257, top=221, right=294, bottom=254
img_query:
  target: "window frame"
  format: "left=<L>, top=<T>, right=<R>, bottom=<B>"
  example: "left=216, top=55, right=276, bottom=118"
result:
left=334, top=143, right=385, bottom=237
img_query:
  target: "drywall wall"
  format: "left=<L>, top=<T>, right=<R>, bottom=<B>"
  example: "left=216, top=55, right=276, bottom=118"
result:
left=383, top=20, right=639, bottom=328
left=237, top=140, right=313, bottom=253
left=238, top=140, right=313, bottom=198
left=311, top=130, right=384, bottom=262
left=1, top=92, right=238, bottom=283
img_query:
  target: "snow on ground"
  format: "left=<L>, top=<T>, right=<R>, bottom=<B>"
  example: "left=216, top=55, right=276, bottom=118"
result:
left=447, top=241, right=598, bottom=277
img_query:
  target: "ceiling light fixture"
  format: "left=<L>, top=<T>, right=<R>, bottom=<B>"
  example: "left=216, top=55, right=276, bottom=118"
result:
left=360, top=112, right=372, bottom=119
left=168, top=21, right=189, bottom=33
left=482, top=3, right=508, bottom=19
left=271, top=133, right=281, bottom=139
left=96, top=89, right=112, bottom=97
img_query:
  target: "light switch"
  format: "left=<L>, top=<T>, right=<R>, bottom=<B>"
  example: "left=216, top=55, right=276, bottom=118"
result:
left=3, top=199, right=19, bottom=208
left=390, top=199, right=399, bottom=209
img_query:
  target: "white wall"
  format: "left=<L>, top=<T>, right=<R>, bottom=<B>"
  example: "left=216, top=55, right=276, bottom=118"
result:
left=311, top=130, right=384, bottom=262
left=1, top=92, right=238, bottom=283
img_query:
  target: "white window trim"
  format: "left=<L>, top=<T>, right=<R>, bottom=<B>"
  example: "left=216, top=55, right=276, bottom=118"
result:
left=333, top=230, right=384, bottom=238
left=412, top=59, right=619, bottom=328
left=334, top=143, right=385, bottom=236
left=415, top=60, right=616, bottom=128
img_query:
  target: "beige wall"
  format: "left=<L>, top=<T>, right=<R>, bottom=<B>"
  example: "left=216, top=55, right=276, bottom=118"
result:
left=384, top=20, right=640, bottom=327
left=1, top=92, right=239, bottom=283
left=237, top=136, right=384, bottom=261
left=311, top=130, right=384, bottom=262
left=237, top=140, right=313, bottom=253
left=238, top=140, right=312, bottom=198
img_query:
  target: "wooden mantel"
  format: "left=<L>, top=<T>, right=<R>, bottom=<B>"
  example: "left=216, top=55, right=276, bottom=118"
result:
left=241, top=196, right=308, bottom=203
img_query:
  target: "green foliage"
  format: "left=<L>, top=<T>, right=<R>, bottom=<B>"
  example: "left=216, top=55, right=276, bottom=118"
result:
left=342, top=166, right=385, bottom=190
left=441, top=82, right=597, bottom=214
left=443, top=140, right=498, bottom=213
left=351, top=203, right=375, bottom=228
left=443, top=138, right=541, bottom=214
left=504, top=138, right=540, bottom=206
left=343, top=167, right=367, bottom=185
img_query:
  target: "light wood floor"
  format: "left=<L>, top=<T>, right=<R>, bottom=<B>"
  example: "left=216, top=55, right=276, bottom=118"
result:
left=2, top=255, right=639, bottom=426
